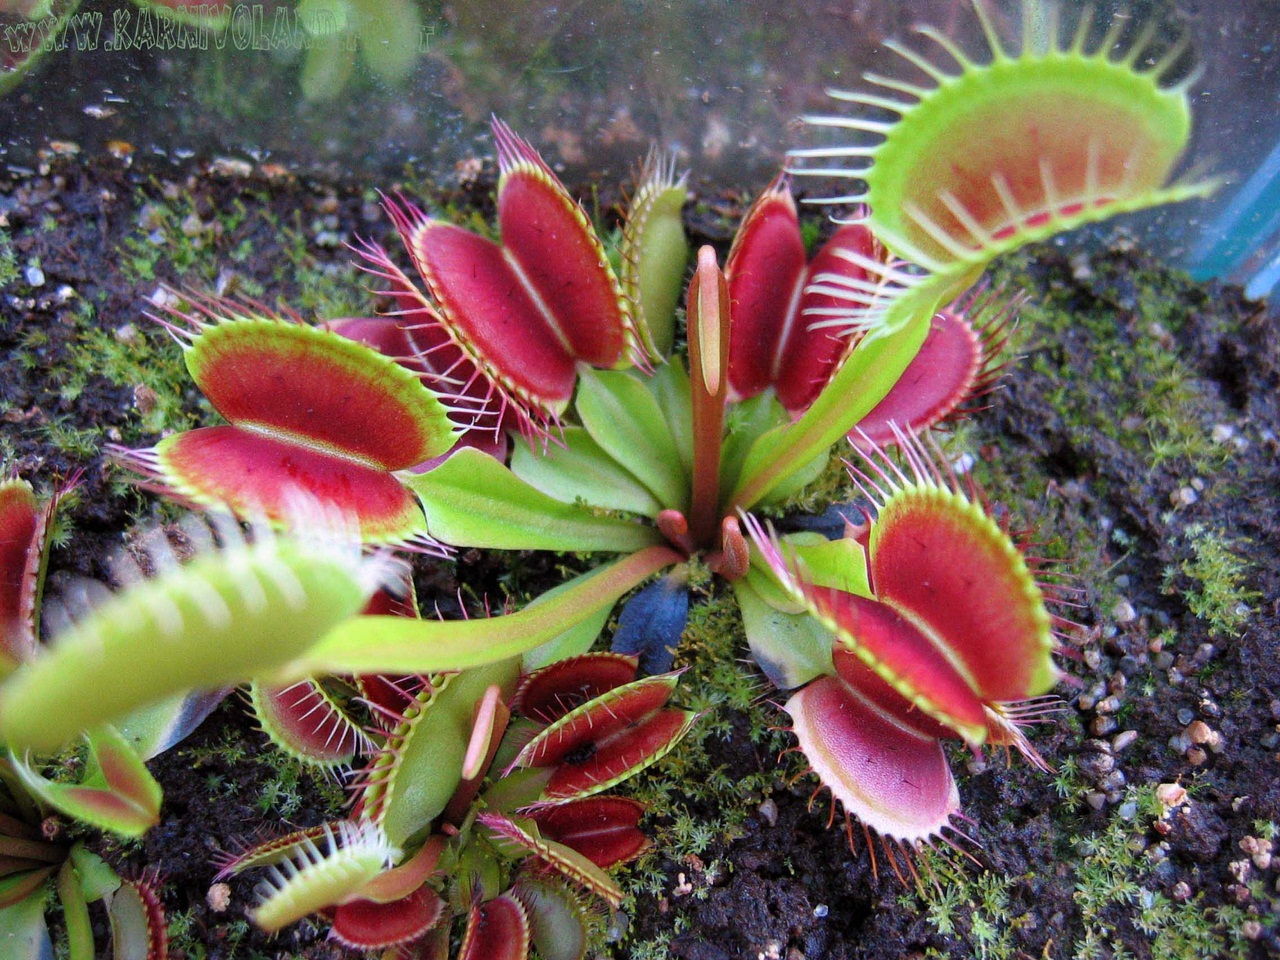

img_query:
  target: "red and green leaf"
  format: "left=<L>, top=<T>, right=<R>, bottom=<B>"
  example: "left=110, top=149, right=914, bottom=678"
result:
left=530, top=796, right=649, bottom=869
left=250, top=679, right=371, bottom=768
left=866, top=469, right=1057, bottom=702
left=512, top=653, right=639, bottom=725
left=12, top=727, right=161, bottom=838
left=785, top=674, right=960, bottom=843
left=794, top=2, right=1209, bottom=276
left=457, top=893, right=530, bottom=960
left=330, top=884, right=444, bottom=951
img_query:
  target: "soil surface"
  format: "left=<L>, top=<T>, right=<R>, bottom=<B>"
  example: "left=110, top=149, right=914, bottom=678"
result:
left=1, top=150, right=1278, bottom=960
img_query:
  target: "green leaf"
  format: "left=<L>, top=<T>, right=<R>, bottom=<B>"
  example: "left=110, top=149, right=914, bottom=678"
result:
left=647, top=359, right=694, bottom=479
left=0, top=887, right=53, bottom=960
left=367, top=661, right=518, bottom=848
left=520, top=569, right=616, bottom=672
left=734, top=577, right=833, bottom=691
left=619, top=159, right=689, bottom=359
left=789, top=537, right=871, bottom=597
left=511, top=428, right=662, bottom=518
left=575, top=369, right=687, bottom=511
left=56, top=861, right=92, bottom=960
left=406, top=448, right=661, bottom=552
left=11, top=728, right=161, bottom=838
left=113, top=690, right=228, bottom=762
left=106, top=880, right=164, bottom=960
left=0, top=533, right=373, bottom=753
left=718, top=391, right=794, bottom=501
left=288, top=545, right=682, bottom=679
left=67, top=845, right=121, bottom=903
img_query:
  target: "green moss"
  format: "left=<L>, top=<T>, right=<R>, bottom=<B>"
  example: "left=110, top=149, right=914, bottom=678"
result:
left=618, top=580, right=801, bottom=946
left=913, top=853, right=1022, bottom=960
left=0, top=227, right=17, bottom=289
left=120, top=187, right=254, bottom=285
left=988, top=249, right=1228, bottom=479
left=1162, top=524, right=1258, bottom=638
left=59, top=298, right=199, bottom=440
left=1069, top=785, right=1256, bottom=960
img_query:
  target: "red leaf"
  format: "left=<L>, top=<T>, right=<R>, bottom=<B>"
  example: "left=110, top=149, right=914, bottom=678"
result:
left=786, top=675, right=959, bottom=842
left=495, top=120, right=632, bottom=369
left=851, top=309, right=983, bottom=446
left=531, top=796, right=648, bottom=868
left=153, top=426, right=426, bottom=544
left=724, top=177, right=807, bottom=401
left=543, top=708, right=695, bottom=801
left=330, top=885, right=444, bottom=950
left=778, top=224, right=881, bottom=413
left=869, top=487, right=1054, bottom=703
left=458, top=894, right=530, bottom=960
left=805, top=586, right=987, bottom=743
left=0, top=479, right=40, bottom=664
left=512, top=653, right=639, bottom=724
left=516, top=674, right=678, bottom=768
left=402, top=219, right=578, bottom=414
left=252, top=679, right=370, bottom=765
left=187, top=317, right=453, bottom=470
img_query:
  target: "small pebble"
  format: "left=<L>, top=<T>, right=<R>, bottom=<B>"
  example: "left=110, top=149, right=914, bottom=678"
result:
left=758, top=798, right=778, bottom=827
left=1193, top=643, right=1216, bottom=667
left=210, top=157, right=253, bottom=178
left=1112, top=730, right=1138, bottom=752
left=1086, top=791, right=1107, bottom=810
left=812, top=904, right=828, bottom=918
left=1156, top=783, right=1187, bottom=809
left=1079, top=753, right=1115, bottom=778
left=1118, top=800, right=1138, bottom=820
left=1187, top=720, right=1213, bottom=745
left=1153, top=651, right=1174, bottom=670
left=1096, top=696, right=1121, bottom=715
left=1111, top=599, right=1137, bottom=623
left=206, top=882, right=231, bottom=912
left=1242, top=920, right=1262, bottom=941
left=1099, top=770, right=1127, bottom=791
left=180, top=212, right=205, bottom=237
left=1211, top=424, right=1236, bottom=444
left=1172, top=881, right=1192, bottom=901
left=1091, top=715, right=1118, bottom=736
left=1177, top=708, right=1195, bottom=725
left=1186, top=746, right=1208, bottom=766
left=24, top=264, right=44, bottom=287
left=1084, top=649, right=1101, bottom=670
left=1171, top=486, right=1198, bottom=507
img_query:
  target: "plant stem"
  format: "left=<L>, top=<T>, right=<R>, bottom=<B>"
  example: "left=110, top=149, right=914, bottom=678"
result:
left=686, top=246, right=730, bottom=548
left=293, top=544, right=685, bottom=677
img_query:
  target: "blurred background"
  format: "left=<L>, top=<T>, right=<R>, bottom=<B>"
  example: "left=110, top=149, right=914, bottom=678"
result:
left=1, top=0, right=1277, bottom=297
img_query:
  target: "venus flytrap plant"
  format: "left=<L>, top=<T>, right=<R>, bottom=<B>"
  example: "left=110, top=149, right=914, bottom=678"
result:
left=219, top=652, right=692, bottom=958
left=738, top=430, right=1071, bottom=873
left=330, top=0, right=1202, bottom=870
left=0, top=476, right=175, bottom=959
